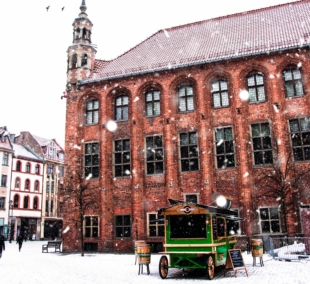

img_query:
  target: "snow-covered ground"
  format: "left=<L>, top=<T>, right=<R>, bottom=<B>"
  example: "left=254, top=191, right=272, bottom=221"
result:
left=0, top=241, right=309, bottom=284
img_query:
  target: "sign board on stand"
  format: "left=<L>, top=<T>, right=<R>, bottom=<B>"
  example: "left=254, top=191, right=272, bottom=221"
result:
left=224, top=249, right=248, bottom=278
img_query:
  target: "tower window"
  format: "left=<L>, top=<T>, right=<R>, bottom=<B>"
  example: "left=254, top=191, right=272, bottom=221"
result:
left=72, top=54, right=78, bottom=69
left=82, top=54, right=88, bottom=66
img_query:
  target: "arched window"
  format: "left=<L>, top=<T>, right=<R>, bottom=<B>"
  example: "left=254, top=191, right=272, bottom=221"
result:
left=34, top=181, right=39, bottom=191
left=35, top=164, right=40, bottom=174
left=283, top=65, right=304, bottom=97
left=26, top=163, right=31, bottom=173
left=86, top=99, right=99, bottom=125
left=178, top=85, right=194, bottom=112
left=247, top=72, right=266, bottom=103
left=211, top=79, right=229, bottom=108
left=82, top=27, right=87, bottom=39
left=23, top=196, right=29, bottom=209
left=16, top=161, right=21, bottom=171
left=14, top=195, right=19, bottom=208
left=115, top=95, right=129, bottom=121
left=72, top=54, right=78, bottom=69
left=15, top=177, right=20, bottom=188
left=81, top=54, right=88, bottom=66
left=33, top=197, right=38, bottom=209
left=145, top=89, right=161, bottom=117
left=25, top=179, right=30, bottom=190
left=75, top=27, right=80, bottom=39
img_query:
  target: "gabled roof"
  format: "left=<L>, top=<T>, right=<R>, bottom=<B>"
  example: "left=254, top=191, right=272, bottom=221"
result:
left=13, top=144, right=43, bottom=162
left=81, top=0, right=310, bottom=84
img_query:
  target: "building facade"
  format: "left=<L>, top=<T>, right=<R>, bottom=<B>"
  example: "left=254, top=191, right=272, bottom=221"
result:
left=62, top=1, right=310, bottom=252
left=10, top=143, right=44, bottom=240
left=0, top=127, right=14, bottom=238
left=15, top=132, right=64, bottom=240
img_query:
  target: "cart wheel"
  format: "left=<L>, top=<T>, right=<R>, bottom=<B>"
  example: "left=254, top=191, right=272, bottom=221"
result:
left=159, top=255, right=169, bottom=279
left=206, top=255, right=215, bottom=280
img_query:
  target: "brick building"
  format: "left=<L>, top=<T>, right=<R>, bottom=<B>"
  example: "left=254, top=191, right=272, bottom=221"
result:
left=62, top=0, right=310, bottom=252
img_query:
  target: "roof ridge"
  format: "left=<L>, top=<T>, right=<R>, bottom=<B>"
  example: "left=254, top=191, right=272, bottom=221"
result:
left=165, top=0, right=301, bottom=32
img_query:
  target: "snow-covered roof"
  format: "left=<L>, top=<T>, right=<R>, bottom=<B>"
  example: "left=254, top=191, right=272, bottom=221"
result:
left=82, top=0, right=310, bottom=84
left=13, top=143, right=42, bottom=161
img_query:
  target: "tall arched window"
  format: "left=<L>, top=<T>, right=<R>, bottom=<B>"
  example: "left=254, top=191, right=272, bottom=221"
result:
left=115, top=95, right=129, bottom=121
left=14, top=195, right=19, bottom=208
left=86, top=99, right=99, bottom=125
left=34, top=181, right=39, bottom=191
left=16, top=161, right=21, bottom=171
left=15, top=177, right=20, bottom=188
left=283, top=65, right=304, bottom=97
left=26, top=163, right=31, bottom=173
left=145, top=89, right=161, bottom=117
left=35, top=164, right=40, bottom=174
left=178, top=85, right=194, bottom=112
left=23, top=196, right=29, bottom=209
left=211, top=79, right=229, bottom=108
left=72, top=54, right=78, bottom=69
left=33, top=197, right=38, bottom=209
left=25, top=179, right=30, bottom=190
left=247, top=71, right=266, bottom=103
left=75, top=27, right=80, bottom=39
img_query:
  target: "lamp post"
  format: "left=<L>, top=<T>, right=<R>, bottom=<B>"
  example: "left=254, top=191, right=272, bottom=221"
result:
left=8, top=200, right=13, bottom=243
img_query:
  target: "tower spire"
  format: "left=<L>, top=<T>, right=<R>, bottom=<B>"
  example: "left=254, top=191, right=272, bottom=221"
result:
left=79, top=0, right=88, bottom=18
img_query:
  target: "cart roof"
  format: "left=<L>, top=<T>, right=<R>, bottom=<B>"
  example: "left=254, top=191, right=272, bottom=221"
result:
left=158, top=201, right=244, bottom=221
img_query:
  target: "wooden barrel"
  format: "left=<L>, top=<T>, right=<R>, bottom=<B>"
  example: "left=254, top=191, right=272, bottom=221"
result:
left=251, top=239, right=263, bottom=257
left=137, top=244, right=151, bottom=264
left=134, top=240, right=146, bottom=255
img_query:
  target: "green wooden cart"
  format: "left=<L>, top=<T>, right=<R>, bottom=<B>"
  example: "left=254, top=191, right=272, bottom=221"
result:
left=157, top=199, right=243, bottom=280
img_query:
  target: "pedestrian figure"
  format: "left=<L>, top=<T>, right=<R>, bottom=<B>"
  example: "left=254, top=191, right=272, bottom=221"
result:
left=16, top=234, right=23, bottom=252
left=0, top=232, right=5, bottom=258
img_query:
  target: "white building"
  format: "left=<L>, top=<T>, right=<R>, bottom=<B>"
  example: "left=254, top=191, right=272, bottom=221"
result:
left=10, top=143, right=44, bottom=240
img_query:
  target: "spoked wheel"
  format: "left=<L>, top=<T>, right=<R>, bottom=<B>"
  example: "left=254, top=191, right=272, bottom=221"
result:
left=206, top=255, right=215, bottom=280
left=159, top=255, right=169, bottom=279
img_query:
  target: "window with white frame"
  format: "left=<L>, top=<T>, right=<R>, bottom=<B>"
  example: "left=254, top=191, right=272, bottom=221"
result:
left=259, top=207, right=281, bottom=234
left=2, top=153, right=8, bottom=166
left=1, top=175, right=7, bottom=187
left=247, top=72, right=266, bottom=103
left=147, top=213, right=164, bottom=237
left=178, top=85, right=194, bottom=112
left=48, top=164, right=54, bottom=174
left=0, top=197, right=5, bottom=209
left=84, top=216, right=99, bottom=238
left=86, top=99, right=99, bottom=125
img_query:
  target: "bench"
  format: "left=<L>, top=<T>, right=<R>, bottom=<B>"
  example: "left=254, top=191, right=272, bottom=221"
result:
left=42, top=241, right=62, bottom=253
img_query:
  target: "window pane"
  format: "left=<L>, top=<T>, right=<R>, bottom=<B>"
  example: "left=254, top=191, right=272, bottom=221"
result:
left=180, top=133, right=188, bottom=145
left=221, top=92, right=229, bottom=106
left=213, top=93, right=221, bottom=107
left=179, top=98, right=186, bottom=111
left=187, top=97, right=194, bottom=110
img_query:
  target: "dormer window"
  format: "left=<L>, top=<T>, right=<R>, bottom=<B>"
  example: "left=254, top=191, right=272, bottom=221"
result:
left=81, top=54, right=88, bottom=67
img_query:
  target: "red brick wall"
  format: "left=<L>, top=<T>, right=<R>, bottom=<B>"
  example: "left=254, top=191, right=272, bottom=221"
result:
left=63, top=48, right=310, bottom=252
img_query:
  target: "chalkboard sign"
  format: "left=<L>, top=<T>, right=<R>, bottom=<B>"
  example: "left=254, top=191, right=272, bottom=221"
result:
left=224, top=249, right=248, bottom=278
left=229, top=249, right=244, bottom=268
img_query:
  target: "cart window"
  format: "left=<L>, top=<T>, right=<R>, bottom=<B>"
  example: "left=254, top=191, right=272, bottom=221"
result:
left=170, top=214, right=207, bottom=239
left=217, top=217, right=226, bottom=237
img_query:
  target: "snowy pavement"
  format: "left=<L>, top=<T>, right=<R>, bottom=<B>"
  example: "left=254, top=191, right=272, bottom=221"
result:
left=0, top=240, right=309, bottom=284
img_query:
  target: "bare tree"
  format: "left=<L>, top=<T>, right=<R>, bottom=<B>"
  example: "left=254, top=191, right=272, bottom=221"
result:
left=62, top=167, right=100, bottom=256
left=255, top=140, right=310, bottom=234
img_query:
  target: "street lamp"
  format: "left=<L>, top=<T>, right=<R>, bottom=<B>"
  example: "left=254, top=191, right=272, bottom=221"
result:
left=8, top=200, right=13, bottom=243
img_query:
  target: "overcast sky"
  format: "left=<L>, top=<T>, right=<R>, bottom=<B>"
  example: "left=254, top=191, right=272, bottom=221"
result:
left=0, top=0, right=297, bottom=148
